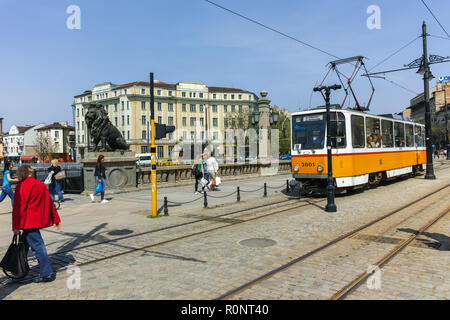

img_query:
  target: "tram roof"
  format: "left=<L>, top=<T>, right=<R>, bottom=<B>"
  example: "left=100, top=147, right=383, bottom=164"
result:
left=292, top=107, right=420, bottom=125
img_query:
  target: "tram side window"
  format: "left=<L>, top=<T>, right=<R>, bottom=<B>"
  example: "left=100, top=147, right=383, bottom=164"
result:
left=351, top=115, right=365, bottom=148
left=414, top=125, right=425, bottom=147
left=366, top=117, right=381, bottom=148
left=381, top=120, right=393, bottom=148
left=330, top=112, right=346, bottom=148
left=405, top=124, right=414, bottom=147
left=394, top=122, right=405, bottom=147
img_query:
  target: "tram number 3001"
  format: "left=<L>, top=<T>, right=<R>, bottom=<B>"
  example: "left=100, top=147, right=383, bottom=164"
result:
left=301, top=162, right=315, bottom=167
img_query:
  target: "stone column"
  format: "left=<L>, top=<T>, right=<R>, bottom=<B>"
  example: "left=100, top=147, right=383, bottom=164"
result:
left=258, top=90, right=271, bottom=160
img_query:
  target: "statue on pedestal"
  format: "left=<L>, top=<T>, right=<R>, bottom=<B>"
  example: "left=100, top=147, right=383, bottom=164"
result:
left=85, top=103, right=128, bottom=152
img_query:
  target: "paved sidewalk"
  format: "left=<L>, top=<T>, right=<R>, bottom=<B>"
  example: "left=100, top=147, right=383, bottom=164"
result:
left=0, top=162, right=448, bottom=300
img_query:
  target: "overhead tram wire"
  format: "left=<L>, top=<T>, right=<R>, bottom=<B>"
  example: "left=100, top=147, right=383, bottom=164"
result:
left=420, top=0, right=450, bottom=39
left=430, top=34, right=450, bottom=41
left=203, top=0, right=342, bottom=61
left=368, top=36, right=421, bottom=72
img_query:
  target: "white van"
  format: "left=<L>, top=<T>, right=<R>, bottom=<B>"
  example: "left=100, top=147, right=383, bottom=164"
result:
left=136, top=153, right=152, bottom=166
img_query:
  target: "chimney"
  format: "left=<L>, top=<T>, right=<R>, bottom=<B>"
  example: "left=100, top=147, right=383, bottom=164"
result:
left=61, top=121, right=68, bottom=127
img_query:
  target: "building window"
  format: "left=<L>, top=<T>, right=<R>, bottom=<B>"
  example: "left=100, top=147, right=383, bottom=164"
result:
left=182, top=131, right=187, bottom=140
left=141, top=101, right=146, bottom=110
left=182, top=104, right=186, bottom=112
left=55, top=131, right=59, bottom=138
left=182, top=117, right=187, bottom=126
left=213, top=94, right=217, bottom=99
left=157, top=146, right=164, bottom=158
left=190, top=117, right=196, bottom=126
left=168, top=103, right=174, bottom=112
left=168, top=116, right=174, bottom=126
left=190, top=131, right=195, bottom=140
left=199, top=93, right=203, bottom=98
left=224, top=94, right=228, bottom=100
left=182, top=92, right=186, bottom=98
left=238, top=105, right=243, bottom=112
left=168, top=91, right=172, bottom=97
left=213, top=118, right=218, bottom=127
left=238, top=94, right=242, bottom=100
left=77, top=109, right=79, bottom=117
left=121, top=101, right=124, bottom=110
left=200, top=118, right=204, bottom=127
left=121, top=116, right=125, bottom=126
left=158, top=116, right=162, bottom=123
left=224, top=105, right=228, bottom=113
left=141, top=146, right=148, bottom=153
left=190, top=104, right=196, bottom=112
left=127, top=131, right=130, bottom=140
left=199, top=104, right=204, bottom=112
left=231, top=94, right=235, bottom=100
left=114, top=91, right=117, bottom=97
left=157, top=90, right=161, bottom=96
left=115, top=117, right=118, bottom=126
left=158, top=102, right=162, bottom=111
left=142, top=130, right=147, bottom=140
left=201, top=131, right=205, bottom=141
left=142, top=115, right=146, bottom=125
left=212, top=105, right=218, bottom=113
left=127, top=101, right=129, bottom=110
left=231, top=105, right=235, bottom=112
left=213, top=132, right=218, bottom=141
left=168, top=146, right=174, bottom=157
left=127, top=115, right=130, bottom=125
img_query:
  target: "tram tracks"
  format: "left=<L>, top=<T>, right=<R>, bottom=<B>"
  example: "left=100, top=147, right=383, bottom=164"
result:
left=216, top=183, right=450, bottom=300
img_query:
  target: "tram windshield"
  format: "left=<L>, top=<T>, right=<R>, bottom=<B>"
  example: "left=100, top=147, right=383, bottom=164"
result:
left=292, top=113, right=326, bottom=150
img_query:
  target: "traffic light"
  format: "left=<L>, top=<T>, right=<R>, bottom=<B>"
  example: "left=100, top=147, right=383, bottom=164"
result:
left=155, top=123, right=175, bottom=140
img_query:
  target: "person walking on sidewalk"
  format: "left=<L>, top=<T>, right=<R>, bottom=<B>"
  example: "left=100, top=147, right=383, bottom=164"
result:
left=90, top=155, right=108, bottom=203
left=0, top=160, right=18, bottom=208
left=192, top=155, right=203, bottom=195
left=206, top=152, right=219, bottom=191
left=12, top=165, right=61, bottom=283
left=201, top=153, right=210, bottom=193
left=47, top=159, right=64, bottom=203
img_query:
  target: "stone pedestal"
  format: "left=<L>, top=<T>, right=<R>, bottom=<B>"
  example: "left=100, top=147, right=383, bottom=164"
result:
left=81, top=151, right=136, bottom=194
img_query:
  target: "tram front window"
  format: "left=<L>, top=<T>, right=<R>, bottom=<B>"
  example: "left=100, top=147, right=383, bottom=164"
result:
left=292, top=113, right=325, bottom=150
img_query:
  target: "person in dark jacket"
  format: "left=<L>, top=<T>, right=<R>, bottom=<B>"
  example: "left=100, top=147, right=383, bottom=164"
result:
left=47, top=159, right=64, bottom=202
left=13, top=165, right=61, bottom=283
left=90, top=155, right=108, bottom=203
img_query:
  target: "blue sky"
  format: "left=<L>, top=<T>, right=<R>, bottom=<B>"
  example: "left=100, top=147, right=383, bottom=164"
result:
left=0, top=0, right=449, bottom=130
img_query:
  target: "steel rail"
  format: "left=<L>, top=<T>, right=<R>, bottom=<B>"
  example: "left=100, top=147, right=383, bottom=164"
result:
left=331, top=205, right=450, bottom=300
left=216, top=183, right=450, bottom=300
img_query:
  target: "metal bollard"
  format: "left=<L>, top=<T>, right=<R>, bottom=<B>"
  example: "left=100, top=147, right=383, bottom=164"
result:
left=164, top=196, right=169, bottom=216
left=237, top=187, right=240, bottom=202
left=264, top=183, right=267, bottom=197
left=204, top=191, right=208, bottom=208
left=286, top=179, right=290, bottom=193
left=298, top=184, right=302, bottom=199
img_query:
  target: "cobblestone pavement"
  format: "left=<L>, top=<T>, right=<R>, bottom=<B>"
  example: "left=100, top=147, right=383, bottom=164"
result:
left=0, top=162, right=449, bottom=300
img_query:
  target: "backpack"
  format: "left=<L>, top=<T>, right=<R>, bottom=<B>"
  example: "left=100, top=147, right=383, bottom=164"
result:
left=192, top=166, right=201, bottom=178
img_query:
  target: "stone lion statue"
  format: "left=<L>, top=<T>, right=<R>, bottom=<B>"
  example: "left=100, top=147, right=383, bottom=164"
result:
left=85, top=104, right=128, bottom=152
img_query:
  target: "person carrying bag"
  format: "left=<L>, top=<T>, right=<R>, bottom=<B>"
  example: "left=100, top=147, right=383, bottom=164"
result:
left=0, top=234, right=30, bottom=279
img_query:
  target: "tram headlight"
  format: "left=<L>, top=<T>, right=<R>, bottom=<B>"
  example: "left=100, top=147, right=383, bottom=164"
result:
left=294, top=165, right=299, bottom=172
left=317, top=165, right=324, bottom=173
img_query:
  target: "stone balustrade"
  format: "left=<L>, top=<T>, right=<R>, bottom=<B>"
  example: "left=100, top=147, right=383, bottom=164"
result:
left=136, top=160, right=292, bottom=186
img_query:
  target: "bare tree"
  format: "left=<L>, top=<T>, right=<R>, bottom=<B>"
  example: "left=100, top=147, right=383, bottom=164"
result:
left=35, top=134, right=55, bottom=162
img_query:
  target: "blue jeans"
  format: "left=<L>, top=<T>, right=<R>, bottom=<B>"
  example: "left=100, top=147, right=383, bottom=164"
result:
left=23, top=229, right=54, bottom=278
left=0, top=185, right=14, bottom=207
left=94, top=177, right=105, bottom=200
left=49, top=181, right=64, bottom=201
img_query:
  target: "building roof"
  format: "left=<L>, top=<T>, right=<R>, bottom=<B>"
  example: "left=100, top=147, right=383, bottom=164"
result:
left=208, top=86, right=252, bottom=94
left=17, top=126, right=33, bottom=133
left=36, top=123, right=74, bottom=131
left=113, top=81, right=177, bottom=90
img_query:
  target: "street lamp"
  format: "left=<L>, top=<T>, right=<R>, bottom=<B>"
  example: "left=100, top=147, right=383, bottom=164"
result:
left=313, top=84, right=342, bottom=213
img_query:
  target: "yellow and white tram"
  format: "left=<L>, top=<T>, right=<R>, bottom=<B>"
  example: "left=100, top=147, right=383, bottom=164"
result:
left=291, top=107, right=426, bottom=193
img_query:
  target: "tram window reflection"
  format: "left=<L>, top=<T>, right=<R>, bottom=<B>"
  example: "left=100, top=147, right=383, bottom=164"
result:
left=405, top=124, right=414, bottom=147
left=351, top=115, right=365, bottom=148
left=330, top=112, right=346, bottom=148
left=366, top=117, right=381, bottom=148
left=414, top=125, right=425, bottom=147
left=381, top=119, right=393, bottom=148
left=394, top=122, right=405, bottom=147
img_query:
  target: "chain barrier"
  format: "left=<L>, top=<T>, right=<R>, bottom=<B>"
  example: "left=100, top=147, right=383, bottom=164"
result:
left=162, top=179, right=291, bottom=215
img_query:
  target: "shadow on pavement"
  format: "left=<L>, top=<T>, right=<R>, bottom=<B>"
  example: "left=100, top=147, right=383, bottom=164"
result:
left=398, top=228, right=450, bottom=251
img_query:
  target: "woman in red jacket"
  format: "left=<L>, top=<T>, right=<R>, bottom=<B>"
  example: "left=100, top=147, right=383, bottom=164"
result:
left=12, top=165, right=61, bottom=283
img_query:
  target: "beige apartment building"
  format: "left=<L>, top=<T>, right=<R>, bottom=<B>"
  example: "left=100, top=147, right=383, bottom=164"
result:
left=73, top=81, right=258, bottom=160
